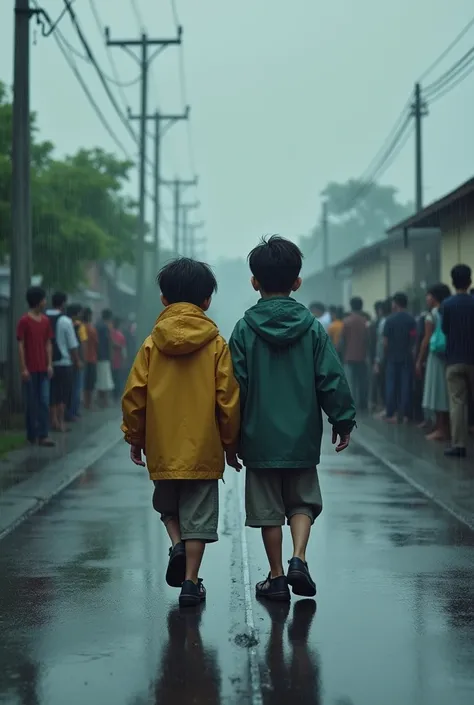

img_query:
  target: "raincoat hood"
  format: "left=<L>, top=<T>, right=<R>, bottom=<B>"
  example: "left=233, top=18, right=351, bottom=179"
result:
left=151, top=303, right=219, bottom=356
left=244, top=297, right=315, bottom=347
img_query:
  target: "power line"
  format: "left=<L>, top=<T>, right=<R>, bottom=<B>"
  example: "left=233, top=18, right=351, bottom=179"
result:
left=170, top=0, right=197, bottom=176
left=430, top=59, right=474, bottom=103
left=60, top=0, right=139, bottom=146
left=419, top=13, right=474, bottom=82
left=88, top=0, right=140, bottom=113
left=130, top=0, right=145, bottom=31
left=424, top=45, right=474, bottom=97
left=52, top=30, right=134, bottom=160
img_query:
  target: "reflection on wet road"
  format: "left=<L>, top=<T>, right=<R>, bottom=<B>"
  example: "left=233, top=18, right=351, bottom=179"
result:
left=1, top=439, right=474, bottom=704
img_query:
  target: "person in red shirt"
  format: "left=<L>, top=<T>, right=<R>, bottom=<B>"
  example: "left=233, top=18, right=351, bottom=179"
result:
left=16, top=286, right=55, bottom=446
left=111, top=317, right=127, bottom=402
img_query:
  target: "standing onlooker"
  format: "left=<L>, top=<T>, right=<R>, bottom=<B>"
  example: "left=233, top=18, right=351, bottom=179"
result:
left=369, top=301, right=384, bottom=410
left=442, top=264, right=474, bottom=458
left=111, top=317, right=127, bottom=402
left=372, top=299, right=391, bottom=414
left=309, top=302, right=331, bottom=331
left=341, top=296, right=369, bottom=411
left=383, top=292, right=416, bottom=424
left=83, top=307, right=98, bottom=410
left=416, top=284, right=451, bottom=441
left=327, top=306, right=344, bottom=354
left=125, top=313, right=137, bottom=366
left=95, top=308, right=114, bottom=407
left=66, top=303, right=87, bottom=421
left=47, top=292, right=80, bottom=432
left=16, top=286, right=55, bottom=447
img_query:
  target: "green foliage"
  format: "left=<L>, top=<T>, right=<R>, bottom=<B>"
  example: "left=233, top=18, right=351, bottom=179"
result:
left=0, top=81, right=139, bottom=290
left=301, top=179, right=414, bottom=265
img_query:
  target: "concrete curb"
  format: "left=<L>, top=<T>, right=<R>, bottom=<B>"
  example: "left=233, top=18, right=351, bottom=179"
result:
left=0, top=419, right=122, bottom=541
left=352, top=428, right=474, bottom=532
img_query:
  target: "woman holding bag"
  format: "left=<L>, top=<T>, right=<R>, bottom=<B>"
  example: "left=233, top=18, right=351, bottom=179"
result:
left=416, top=283, right=451, bottom=441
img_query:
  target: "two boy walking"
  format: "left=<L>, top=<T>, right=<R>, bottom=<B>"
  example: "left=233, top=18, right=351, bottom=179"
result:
left=122, top=237, right=356, bottom=607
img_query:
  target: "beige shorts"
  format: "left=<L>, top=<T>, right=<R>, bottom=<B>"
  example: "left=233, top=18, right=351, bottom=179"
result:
left=245, top=467, right=323, bottom=527
left=153, top=479, right=219, bottom=543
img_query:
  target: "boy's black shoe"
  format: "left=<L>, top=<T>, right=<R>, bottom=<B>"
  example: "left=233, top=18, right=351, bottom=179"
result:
left=256, top=574, right=291, bottom=602
left=166, top=542, right=186, bottom=587
left=287, top=557, right=317, bottom=597
left=179, top=579, right=206, bottom=607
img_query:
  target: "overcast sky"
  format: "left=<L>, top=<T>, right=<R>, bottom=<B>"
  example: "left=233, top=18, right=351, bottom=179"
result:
left=1, top=0, right=474, bottom=264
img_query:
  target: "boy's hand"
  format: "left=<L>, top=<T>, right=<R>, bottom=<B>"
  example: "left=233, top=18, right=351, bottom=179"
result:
left=130, top=445, right=146, bottom=467
left=225, top=448, right=242, bottom=472
left=332, top=428, right=351, bottom=453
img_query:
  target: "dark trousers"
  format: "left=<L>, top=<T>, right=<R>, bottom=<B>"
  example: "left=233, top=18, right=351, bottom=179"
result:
left=345, top=361, right=368, bottom=411
left=386, top=359, right=414, bottom=419
left=24, top=372, right=50, bottom=442
left=67, top=367, right=84, bottom=420
left=112, top=368, right=125, bottom=401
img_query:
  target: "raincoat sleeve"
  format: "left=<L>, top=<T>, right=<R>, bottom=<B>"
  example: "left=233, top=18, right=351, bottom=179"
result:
left=313, top=328, right=356, bottom=435
left=215, top=338, right=241, bottom=448
left=121, top=342, right=149, bottom=448
left=228, top=322, right=248, bottom=413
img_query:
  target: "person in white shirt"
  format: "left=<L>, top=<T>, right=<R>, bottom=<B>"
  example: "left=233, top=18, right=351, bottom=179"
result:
left=46, top=292, right=80, bottom=432
left=309, top=301, right=331, bottom=331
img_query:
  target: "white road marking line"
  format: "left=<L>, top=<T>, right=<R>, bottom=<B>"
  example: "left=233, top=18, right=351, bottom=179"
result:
left=353, top=434, right=474, bottom=532
left=238, top=486, right=264, bottom=705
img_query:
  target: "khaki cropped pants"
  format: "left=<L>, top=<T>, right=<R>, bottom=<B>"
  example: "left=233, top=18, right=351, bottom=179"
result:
left=446, top=364, right=474, bottom=448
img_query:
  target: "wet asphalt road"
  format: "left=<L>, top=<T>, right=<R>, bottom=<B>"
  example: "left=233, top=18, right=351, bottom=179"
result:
left=1, top=438, right=474, bottom=705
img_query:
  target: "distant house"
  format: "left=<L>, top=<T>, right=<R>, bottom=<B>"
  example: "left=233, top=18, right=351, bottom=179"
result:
left=387, top=177, right=474, bottom=286
left=335, top=227, right=440, bottom=314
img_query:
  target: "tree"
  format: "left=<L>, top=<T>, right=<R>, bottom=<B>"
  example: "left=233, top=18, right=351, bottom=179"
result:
left=301, top=179, right=413, bottom=265
left=0, top=81, right=140, bottom=290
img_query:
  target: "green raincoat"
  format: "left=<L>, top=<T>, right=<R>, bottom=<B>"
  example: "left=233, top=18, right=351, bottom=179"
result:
left=229, top=297, right=356, bottom=468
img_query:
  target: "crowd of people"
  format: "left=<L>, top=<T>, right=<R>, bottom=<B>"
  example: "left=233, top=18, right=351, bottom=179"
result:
left=16, top=286, right=136, bottom=447
left=309, top=262, right=474, bottom=459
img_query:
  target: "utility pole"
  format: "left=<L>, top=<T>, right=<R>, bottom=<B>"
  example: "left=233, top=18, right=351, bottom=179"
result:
left=9, top=0, right=32, bottom=410
left=181, top=203, right=200, bottom=257
left=412, top=82, right=428, bottom=213
left=128, top=107, right=189, bottom=275
left=161, top=177, right=198, bottom=254
left=187, top=221, right=205, bottom=258
left=321, top=199, right=329, bottom=269
left=105, top=26, right=181, bottom=340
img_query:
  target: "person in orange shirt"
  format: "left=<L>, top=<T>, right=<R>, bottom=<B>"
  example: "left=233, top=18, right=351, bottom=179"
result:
left=122, top=258, right=240, bottom=607
left=328, top=306, right=344, bottom=354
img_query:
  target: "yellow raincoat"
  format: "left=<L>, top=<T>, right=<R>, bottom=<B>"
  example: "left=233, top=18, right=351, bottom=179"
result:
left=121, top=303, right=240, bottom=481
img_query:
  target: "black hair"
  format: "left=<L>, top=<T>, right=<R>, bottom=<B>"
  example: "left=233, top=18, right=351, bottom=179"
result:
left=382, top=298, right=392, bottom=317
left=329, top=304, right=338, bottom=314
left=451, top=263, right=472, bottom=290
left=248, top=235, right=303, bottom=294
left=157, top=257, right=218, bottom=306
left=374, top=299, right=384, bottom=313
left=427, top=283, right=451, bottom=305
left=26, top=286, right=46, bottom=309
left=82, top=307, right=93, bottom=323
left=66, top=303, right=82, bottom=318
left=335, top=306, right=344, bottom=319
left=350, top=296, right=363, bottom=312
left=309, top=301, right=325, bottom=313
left=392, top=292, right=408, bottom=309
left=102, top=308, right=113, bottom=321
left=52, top=291, right=67, bottom=309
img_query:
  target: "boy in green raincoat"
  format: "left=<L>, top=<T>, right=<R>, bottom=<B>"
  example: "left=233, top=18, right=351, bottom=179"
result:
left=229, top=236, right=356, bottom=601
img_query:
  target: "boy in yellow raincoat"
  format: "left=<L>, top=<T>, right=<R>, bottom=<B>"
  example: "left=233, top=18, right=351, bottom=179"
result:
left=121, top=258, right=241, bottom=607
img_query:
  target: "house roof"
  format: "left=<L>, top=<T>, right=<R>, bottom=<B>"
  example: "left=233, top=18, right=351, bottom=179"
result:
left=387, top=176, right=474, bottom=234
left=335, top=227, right=439, bottom=271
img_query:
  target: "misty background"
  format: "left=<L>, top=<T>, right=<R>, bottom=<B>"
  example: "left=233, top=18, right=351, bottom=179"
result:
left=1, top=0, right=474, bottom=330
